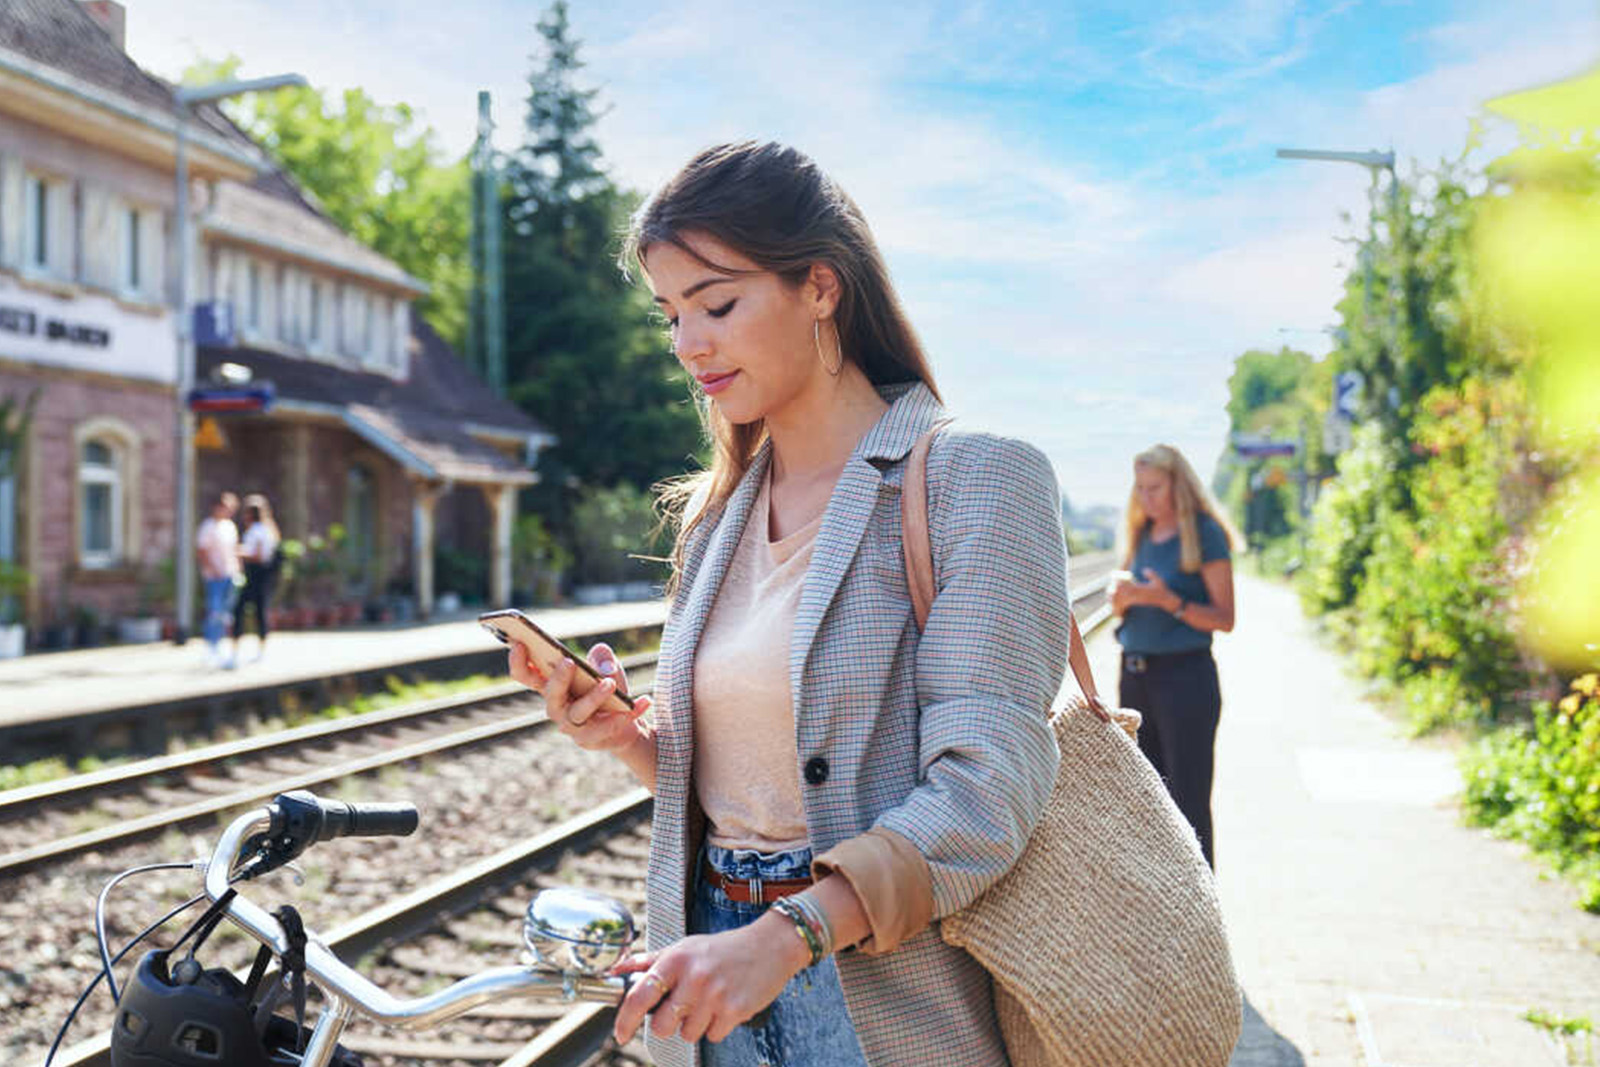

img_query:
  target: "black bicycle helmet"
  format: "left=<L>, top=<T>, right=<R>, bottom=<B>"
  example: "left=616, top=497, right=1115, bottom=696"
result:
left=110, top=950, right=362, bottom=1067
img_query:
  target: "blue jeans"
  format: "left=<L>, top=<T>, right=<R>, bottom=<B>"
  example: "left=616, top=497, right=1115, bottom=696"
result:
left=693, top=844, right=869, bottom=1067
left=202, top=577, right=234, bottom=648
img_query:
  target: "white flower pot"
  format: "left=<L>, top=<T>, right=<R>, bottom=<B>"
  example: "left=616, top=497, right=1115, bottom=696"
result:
left=117, top=616, right=163, bottom=644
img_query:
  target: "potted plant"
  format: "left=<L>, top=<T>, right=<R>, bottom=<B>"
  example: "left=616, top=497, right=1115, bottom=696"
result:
left=0, top=561, right=32, bottom=658
left=514, top=514, right=572, bottom=606
left=72, top=603, right=102, bottom=648
left=117, top=562, right=170, bottom=644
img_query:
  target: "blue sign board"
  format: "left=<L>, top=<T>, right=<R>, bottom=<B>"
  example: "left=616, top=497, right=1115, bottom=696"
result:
left=193, top=301, right=235, bottom=348
left=1334, top=371, right=1363, bottom=419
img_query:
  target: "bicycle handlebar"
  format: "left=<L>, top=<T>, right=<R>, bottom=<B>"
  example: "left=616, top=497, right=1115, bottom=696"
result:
left=274, top=790, right=420, bottom=844
left=206, top=802, right=628, bottom=1028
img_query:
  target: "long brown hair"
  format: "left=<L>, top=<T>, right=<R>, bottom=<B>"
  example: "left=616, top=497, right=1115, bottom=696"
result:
left=622, top=141, right=941, bottom=584
left=1117, top=444, right=1239, bottom=574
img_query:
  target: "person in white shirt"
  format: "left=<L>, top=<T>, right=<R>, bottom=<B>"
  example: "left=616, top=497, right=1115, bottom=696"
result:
left=228, top=493, right=281, bottom=667
left=195, top=492, right=240, bottom=664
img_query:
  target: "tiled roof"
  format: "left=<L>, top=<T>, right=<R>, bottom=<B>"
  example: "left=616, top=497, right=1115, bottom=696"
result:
left=0, top=0, right=261, bottom=156
left=205, top=180, right=424, bottom=293
left=197, top=309, right=548, bottom=486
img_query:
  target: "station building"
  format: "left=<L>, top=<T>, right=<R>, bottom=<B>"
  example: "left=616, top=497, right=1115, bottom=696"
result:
left=0, top=0, right=546, bottom=648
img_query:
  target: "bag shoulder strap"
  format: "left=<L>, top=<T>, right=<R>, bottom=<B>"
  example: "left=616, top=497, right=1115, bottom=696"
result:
left=902, top=427, right=1101, bottom=708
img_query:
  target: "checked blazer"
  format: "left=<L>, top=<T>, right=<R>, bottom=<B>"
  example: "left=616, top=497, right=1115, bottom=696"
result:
left=644, top=381, right=1072, bottom=1067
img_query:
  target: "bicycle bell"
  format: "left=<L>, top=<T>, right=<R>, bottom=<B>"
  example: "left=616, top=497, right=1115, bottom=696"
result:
left=523, top=887, right=637, bottom=976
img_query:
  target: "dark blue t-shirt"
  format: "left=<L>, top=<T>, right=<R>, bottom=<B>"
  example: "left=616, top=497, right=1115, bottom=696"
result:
left=1114, top=513, right=1232, bottom=655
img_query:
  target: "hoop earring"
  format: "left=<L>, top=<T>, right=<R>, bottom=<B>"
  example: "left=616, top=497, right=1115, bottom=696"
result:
left=814, top=318, right=843, bottom=377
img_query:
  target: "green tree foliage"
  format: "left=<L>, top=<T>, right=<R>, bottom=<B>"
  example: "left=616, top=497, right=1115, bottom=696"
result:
left=186, top=58, right=472, bottom=348
left=1328, top=160, right=1500, bottom=443
left=501, top=2, right=702, bottom=517
left=1215, top=347, right=1331, bottom=561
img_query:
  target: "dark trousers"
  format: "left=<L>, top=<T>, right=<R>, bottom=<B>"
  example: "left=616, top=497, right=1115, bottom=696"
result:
left=233, top=563, right=275, bottom=641
left=1119, top=648, right=1221, bottom=869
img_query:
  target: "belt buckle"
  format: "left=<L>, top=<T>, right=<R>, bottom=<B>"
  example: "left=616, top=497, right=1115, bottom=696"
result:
left=1127, top=654, right=1147, bottom=675
left=747, top=877, right=764, bottom=905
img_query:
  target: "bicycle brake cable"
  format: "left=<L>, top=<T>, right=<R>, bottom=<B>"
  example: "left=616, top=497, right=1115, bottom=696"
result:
left=95, top=861, right=204, bottom=1001
left=46, top=890, right=206, bottom=1067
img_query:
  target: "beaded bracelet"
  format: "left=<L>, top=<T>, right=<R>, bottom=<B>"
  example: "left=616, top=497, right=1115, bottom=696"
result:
left=771, top=895, right=832, bottom=966
left=790, top=892, right=835, bottom=960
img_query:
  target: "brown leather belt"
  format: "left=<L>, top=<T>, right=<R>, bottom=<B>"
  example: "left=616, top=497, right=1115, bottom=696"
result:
left=702, top=859, right=813, bottom=905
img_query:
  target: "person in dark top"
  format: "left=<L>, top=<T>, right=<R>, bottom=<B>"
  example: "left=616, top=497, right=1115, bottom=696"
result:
left=1110, top=443, right=1238, bottom=868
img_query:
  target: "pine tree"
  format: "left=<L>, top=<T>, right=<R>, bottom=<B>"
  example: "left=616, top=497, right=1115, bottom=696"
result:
left=501, top=1, right=701, bottom=556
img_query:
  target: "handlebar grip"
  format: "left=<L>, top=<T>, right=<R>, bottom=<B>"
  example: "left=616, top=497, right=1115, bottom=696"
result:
left=317, top=799, right=420, bottom=841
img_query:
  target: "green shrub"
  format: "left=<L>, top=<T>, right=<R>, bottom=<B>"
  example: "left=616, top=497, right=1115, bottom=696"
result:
left=1463, top=674, right=1600, bottom=912
left=1348, top=379, right=1531, bottom=729
left=570, top=483, right=668, bottom=587
left=1302, top=422, right=1396, bottom=614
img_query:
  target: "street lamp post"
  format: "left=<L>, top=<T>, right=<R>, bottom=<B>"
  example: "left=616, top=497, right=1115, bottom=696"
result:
left=1275, top=145, right=1400, bottom=365
left=172, top=75, right=306, bottom=644
left=1275, top=145, right=1401, bottom=553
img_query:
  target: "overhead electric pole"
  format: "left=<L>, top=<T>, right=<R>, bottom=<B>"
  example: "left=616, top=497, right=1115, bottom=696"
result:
left=471, top=91, right=506, bottom=394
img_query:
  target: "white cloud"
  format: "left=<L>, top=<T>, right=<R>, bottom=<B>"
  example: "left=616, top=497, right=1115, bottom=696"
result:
left=118, top=0, right=1600, bottom=508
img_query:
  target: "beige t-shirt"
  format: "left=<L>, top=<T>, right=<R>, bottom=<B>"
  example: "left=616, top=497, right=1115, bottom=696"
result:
left=693, top=472, right=821, bottom=852
left=690, top=468, right=937, bottom=954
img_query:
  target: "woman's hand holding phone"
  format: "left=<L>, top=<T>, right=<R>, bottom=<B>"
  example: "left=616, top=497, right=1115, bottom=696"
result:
left=508, top=640, right=652, bottom=753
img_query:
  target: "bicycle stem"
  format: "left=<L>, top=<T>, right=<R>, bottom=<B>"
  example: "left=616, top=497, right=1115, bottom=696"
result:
left=205, top=808, right=628, bottom=1028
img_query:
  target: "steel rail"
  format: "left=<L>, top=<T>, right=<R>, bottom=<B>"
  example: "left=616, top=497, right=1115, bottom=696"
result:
left=0, top=652, right=659, bottom=819
left=0, top=662, right=658, bottom=877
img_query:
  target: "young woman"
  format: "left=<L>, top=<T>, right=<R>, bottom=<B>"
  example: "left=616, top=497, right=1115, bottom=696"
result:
left=229, top=493, right=280, bottom=667
left=507, top=141, right=1071, bottom=1067
left=1109, top=444, right=1237, bottom=869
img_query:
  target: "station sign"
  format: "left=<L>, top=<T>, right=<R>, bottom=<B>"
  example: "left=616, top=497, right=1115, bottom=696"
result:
left=187, top=383, right=275, bottom=414
left=1232, top=434, right=1298, bottom=459
left=0, top=276, right=173, bottom=383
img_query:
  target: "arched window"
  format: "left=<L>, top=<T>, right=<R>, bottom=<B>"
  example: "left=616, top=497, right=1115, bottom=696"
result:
left=73, top=418, right=141, bottom=570
left=78, top=438, right=122, bottom=567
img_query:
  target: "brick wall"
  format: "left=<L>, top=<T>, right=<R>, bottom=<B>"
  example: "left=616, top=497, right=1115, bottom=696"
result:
left=195, top=416, right=488, bottom=602
left=0, top=361, right=176, bottom=629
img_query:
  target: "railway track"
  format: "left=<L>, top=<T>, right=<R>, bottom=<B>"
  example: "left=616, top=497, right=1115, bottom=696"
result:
left=2, top=552, right=1111, bottom=881
left=22, top=558, right=1118, bottom=1067
left=0, top=653, right=660, bottom=879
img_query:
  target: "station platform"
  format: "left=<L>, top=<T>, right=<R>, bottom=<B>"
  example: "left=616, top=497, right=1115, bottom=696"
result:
left=0, top=599, right=666, bottom=737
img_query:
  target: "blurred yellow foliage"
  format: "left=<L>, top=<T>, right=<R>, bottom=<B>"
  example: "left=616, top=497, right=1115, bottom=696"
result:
left=1479, top=68, right=1600, bottom=668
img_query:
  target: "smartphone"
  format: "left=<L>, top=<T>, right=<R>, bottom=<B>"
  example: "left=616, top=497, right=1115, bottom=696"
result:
left=479, top=609, right=633, bottom=722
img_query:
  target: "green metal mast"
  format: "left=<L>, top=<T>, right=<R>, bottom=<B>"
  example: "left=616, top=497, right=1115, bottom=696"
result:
left=471, top=90, right=506, bottom=394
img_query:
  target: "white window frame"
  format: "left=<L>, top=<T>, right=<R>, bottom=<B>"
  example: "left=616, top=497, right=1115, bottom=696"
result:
left=309, top=279, right=323, bottom=349
left=246, top=259, right=262, bottom=333
left=120, top=205, right=141, bottom=296
left=24, top=174, right=48, bottom=272
left=78, top=438, right=123, bottom=568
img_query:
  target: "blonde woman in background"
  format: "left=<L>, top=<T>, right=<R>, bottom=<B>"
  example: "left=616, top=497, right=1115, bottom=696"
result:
left=229, top=493, right=282, bottom=668
left=1109, top=444, right=1238, bottom=869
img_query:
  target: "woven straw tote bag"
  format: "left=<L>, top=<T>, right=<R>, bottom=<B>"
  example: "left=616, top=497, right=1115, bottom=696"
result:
left=902, top=427, right=1242, bottom=1067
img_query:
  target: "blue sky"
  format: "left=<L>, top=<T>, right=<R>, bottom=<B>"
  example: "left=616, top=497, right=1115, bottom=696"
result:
left=126, top=0, right=1600, bottom=508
